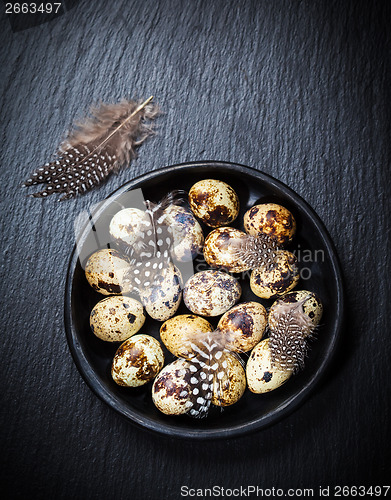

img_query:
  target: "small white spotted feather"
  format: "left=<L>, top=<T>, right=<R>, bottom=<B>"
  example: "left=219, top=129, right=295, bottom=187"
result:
left=231, top=233, right=280, bottom=271
left=268, top=296, right=315, bottom=373
left=24, top=97, right=159, bottom=200
left=180, top=329, right=242, bottom=418
left=122, top=190, right=186, bottom=293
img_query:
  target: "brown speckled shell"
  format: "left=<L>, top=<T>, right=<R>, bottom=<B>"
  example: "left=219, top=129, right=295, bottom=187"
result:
left=183, top=270, right=242, bottom=317
left=160, top=314, right=214, bottom=357
left=90, top=296, right=145, bottom=342
left=152, top=358, right=193, bottom=415
left=269, top=290, right=323, bottom=333
left=139, top=263, right=183, bottom=321
left=211, top=353, right=246, bottom=407
left=162, top=205, right=204, bottom=262
left=250, top=250, right=299, bottom=299
left=188, top=179, right=239, bottom=228
left=244, top=203, right=296, bottom=246
left=246, top=338, right=292, bottom=393
left=203, top=227, right=250, bottom=273
left=217, top=301, right=267, bottom=352
left=111, top=334, right=164, bottom=387
left=85, top=249, right=132, bottom=295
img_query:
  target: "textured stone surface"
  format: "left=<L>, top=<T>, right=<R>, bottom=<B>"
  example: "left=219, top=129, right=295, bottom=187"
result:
left=1, top=0, right=390, bottom=498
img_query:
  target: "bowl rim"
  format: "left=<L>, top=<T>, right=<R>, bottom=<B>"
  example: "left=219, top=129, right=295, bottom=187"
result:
left=64, top=160, right=344, bottom=440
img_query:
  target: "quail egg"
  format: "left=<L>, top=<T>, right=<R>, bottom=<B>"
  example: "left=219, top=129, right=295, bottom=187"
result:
left=90, top=296, right=145, bottom=342
left=188, top=179, right=239, bottom=228
left=152, top=358, right=193, bottom=415
left=160, top=314, right=214, bottom=357
left=85, top=248, right=132, bottom=295
left=269, top=290, right=323, bottom=333
left=211, top=353, right=246, bottom=407
left=162, top=205, right=204, bottom=262
left=203, top=227, right=250, bottom=273
left=109, top=208, right=149, bottom=248
left=246, top=338, right=292, bottom=393
left=111, top=334, right=164, bottom=387
left=139, top=262, right=182, bottom=321
left=183, top=270, right=241, bottom=317
left=250, top=250, right=299, bottom=299
left=244, top=203, right=296, bottom=246
left=217, top=301, right=267, bottom=352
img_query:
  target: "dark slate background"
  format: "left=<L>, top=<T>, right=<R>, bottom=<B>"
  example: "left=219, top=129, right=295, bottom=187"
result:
left=1, top=0, right=390, bottom=498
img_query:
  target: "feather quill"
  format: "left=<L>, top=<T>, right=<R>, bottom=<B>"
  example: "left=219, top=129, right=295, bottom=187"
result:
left=268, top=297, right=315, bottom=373
left=24, top=96, right=159, bottom=200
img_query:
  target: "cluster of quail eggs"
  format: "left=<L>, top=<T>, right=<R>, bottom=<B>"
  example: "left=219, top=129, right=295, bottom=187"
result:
left=84, top=178, right=323, bottom=418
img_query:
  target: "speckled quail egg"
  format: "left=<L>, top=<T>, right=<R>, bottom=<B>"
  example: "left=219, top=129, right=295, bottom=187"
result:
left=246, top=338, right=292, bottom=393
left=269, top=290, right=323, bottom=334
left=211, top=353, right=246, bottom=407
left=217, top=301, right=267, bottom=352
left=244, top=203, right=296, bottom=246
left=183, top=270, right=241, bottom=317
left=162, top=205, right=204, bottom=262
left=139, top=262, right=182, bottom=321
left=160, top=314, right=214, bottom=357
left=250, top=250, right=299, bottom=299
left=85, top=248, right=132, bottom=295
left=90, top=296, right=145, bottom=342
left=109, top=208, right=149, bottom=247
left=111, top=334, right=164, bottom=387
left=152, top=358, right=193, bottom=415
left=188, top=179, right=239, bottom=228
left=203, top=227, right=250, bottom=273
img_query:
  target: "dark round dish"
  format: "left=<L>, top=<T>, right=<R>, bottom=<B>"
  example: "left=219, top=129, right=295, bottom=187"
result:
left=65, top=161, right=343, bottom=439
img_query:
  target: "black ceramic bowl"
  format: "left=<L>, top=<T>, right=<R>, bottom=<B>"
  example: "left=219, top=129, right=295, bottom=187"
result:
left=65, top=161, right=343, bottom=439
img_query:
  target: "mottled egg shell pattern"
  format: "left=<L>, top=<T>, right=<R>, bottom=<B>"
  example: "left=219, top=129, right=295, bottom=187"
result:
left=90, top=296, right=145, bottom=342
left=212, top=353, right=246, bottom=407
left=203, top=227, right=250, bottom=273
left=152, top=358, right=193, bottom=415
left=109, top=208, right=149, bottom=247
left=85, top=249, right=132, bottom=295
left=162, top=205, right=204, bottom=262
left=183, top=270, right=241, bottom=317
left=250, top=250, right=299, bottom=299
left=217, top=301, right=267, bottom=352
left=269, top=290, right=323, bottom=334
left=188, top=179, right=239, bottom=228
left=244, top=203, right=296, bottom=246
left=246, top=338, right=292, bottom=393
left=139, top=262, right=183, bottom=321
left=160, top=314, right=214, bottom=357
left=111, top=334, right=164, bottom=387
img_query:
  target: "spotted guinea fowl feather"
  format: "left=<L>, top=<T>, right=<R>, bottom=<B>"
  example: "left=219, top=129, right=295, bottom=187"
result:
left=231, top=233, right=280, bottom=271
left=122, top=190, right=187, bottom=293
left=24, top=96, right=159, bottom=200
left=180, top=329, right=240, bottom=418
left=144, top=189, right=187, bottom=242
left=269, top=297, right=315, bottom=373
